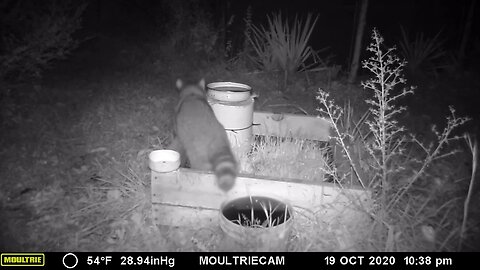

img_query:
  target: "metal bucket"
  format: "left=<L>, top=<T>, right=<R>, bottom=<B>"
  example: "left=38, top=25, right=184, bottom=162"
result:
left=207, top=82, right=254, bottom=156
left=219, top=195, right=294, bottom=251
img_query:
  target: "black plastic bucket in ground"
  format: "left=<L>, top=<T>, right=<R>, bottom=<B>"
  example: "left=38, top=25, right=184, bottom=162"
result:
left=219, top=195, right=294, bottom=251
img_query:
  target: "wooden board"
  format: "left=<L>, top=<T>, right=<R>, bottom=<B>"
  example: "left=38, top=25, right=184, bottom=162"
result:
left=151, top=168, right=370, bottom=228
left=252, top=111, right=331, bottom=141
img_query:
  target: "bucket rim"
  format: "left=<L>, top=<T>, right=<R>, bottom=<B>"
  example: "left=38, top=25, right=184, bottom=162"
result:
left=219, top=195, right=294, bottom=230
left=207, top=82, right=252, bottom=92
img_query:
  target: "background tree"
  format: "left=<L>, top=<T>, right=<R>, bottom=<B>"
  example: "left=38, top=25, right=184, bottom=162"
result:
left=348, top=0, right=369, bottom=84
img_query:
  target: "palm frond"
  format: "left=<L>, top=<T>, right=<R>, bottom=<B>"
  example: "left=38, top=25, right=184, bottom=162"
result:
left=247, top=12, right=319, bottom=75
left=399, top=26, right=446, bottom=75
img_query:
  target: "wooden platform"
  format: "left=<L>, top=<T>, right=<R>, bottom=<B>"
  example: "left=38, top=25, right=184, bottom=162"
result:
left=152, top=168, right=370, bottom=229
left=151, top=111, right=370, bottom=250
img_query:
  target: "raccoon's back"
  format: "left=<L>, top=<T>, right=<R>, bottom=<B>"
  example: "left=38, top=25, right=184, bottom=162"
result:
left=176, top=99, right=225, bottom=137
left=175, top=98, right=231, bottom=168
left=175, top=97, right=238, bottom=190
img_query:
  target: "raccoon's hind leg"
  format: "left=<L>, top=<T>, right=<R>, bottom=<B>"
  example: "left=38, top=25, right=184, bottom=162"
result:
left=167, top=137, right=188, bottom=168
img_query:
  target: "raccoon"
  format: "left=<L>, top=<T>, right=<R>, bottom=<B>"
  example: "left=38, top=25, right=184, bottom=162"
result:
left=169, top=79, right=237, bottom=191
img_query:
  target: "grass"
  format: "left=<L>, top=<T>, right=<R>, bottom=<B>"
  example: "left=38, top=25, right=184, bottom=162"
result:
left=230, top=196, right=290, bottom=228
left=0, top=58, right=360, bottom=251
left=237, top=136, right=329, bottom=182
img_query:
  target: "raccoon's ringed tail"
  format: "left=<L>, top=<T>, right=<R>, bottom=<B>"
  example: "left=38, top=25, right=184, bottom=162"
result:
left=214, top=160, right=237, bottom=191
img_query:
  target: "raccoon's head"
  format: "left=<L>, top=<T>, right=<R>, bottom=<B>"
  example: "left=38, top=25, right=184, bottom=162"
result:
left=176, top=78, right=206, bottom=100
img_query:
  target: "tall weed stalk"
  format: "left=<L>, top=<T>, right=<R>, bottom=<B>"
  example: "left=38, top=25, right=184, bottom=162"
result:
left=361, top=29, right=415, bottom=204
left=317, top=28, right=471, bottom=251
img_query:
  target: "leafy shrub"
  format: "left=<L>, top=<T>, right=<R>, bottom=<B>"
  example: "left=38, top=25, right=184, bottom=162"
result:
left=0, top=0, right=87, bottom=83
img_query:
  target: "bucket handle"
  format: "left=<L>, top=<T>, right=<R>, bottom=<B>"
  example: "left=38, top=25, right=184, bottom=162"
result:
left=226, top=123, right=258, bottom=133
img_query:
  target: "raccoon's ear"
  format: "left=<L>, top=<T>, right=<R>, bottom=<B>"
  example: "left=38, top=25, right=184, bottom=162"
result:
left=198, top=78, right=205, bottom=91
left=176, top=79, right=183, bottom=90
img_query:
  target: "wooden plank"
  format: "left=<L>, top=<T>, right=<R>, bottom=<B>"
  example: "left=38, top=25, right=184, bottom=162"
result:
left=151, top=168, right=370, bottom=227
left=152, top=204, right=218, bottom=228
left=252, top=111, right=331, bottom=141
left=151, top=169, right=225, bottom=208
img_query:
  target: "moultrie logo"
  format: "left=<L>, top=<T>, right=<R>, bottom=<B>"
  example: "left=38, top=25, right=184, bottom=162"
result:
left=1, top=253, right=45, bottom=266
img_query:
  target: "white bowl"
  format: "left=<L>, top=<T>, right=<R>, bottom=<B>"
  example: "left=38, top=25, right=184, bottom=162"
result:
left=148, top=150, right=180, bottom=172
left=207, top=82, right=252, bottom=102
